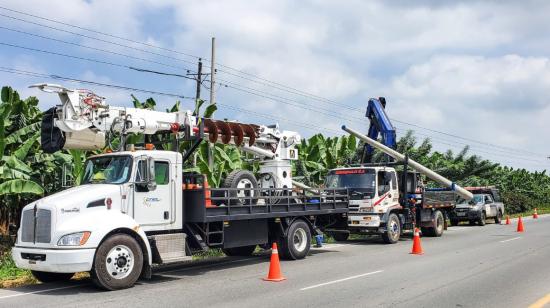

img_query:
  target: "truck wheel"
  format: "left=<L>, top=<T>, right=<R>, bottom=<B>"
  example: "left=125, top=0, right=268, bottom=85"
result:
left=91, top=234, right=143, bottom=291
left=222, top=170, right=258, bottom=205
left=422, top=211, right=444, bottom=237
left=495, top=211, right=502, bottom=224
left=381, top=213, right=400, bottom=244
left=450, top=219, right=459, bottom=226
left=432, top=210, right=445, bottom=237
left=279, top=220, right=311, bottom=260
left=332, top=232, right=349, bottom=242
left=222, top=245, right=256, bottom=256
left=478, top=212, right=486, bottom=226
left=31, top=271, right=74, bottom=283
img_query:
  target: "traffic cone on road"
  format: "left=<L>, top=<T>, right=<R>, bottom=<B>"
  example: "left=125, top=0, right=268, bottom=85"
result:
left=410, top=228, right=423, bottom=255
left=533, top=208, right=539, bottom=219
left=517, top=216, right=524, bottom=233
left=505, top=215, right=511, bottom=225
left=263, top=243, right=286, bottom=282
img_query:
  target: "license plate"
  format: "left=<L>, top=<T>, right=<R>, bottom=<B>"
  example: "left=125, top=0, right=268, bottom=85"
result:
left=352, top=221, right=359, bottom=225
left=457, top=212, right=466, bottom=217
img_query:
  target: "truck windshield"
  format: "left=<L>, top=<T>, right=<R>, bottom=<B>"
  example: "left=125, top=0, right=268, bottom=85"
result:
left=81, top=156, right=132, bottom=185
left=457, top=194, right=483, bottom=205
left=325, top=169, right=376, bottom=196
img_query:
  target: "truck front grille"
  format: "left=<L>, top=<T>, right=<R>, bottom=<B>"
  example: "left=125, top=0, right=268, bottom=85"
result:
left=20, top=207, right=51, bottom=243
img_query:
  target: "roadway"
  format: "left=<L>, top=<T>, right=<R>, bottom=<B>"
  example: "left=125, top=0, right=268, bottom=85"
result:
left=1, top=215, right=550, bottom=308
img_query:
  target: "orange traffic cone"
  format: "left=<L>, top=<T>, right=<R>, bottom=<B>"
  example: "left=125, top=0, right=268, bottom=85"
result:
left=204, top=178, right=214, bottom=208
left=533, top=208, right=539, bottom=219
left=505, top=215, right=511, bottom=225
left=263, top=243, right=286, bottom=282
left=410, top=228, right=423, bottom=255
left=517, top=216, right=524, bottom=233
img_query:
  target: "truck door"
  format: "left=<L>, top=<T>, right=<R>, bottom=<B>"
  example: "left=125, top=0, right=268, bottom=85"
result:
left=133, top=158, right=174, bottom=226
left=485, top=195, right=495, bottom=217
left=377, top=170, right=397, bottom=208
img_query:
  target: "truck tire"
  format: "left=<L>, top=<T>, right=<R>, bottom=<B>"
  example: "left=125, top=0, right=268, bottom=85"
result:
left=422, top=210, right=444, bottom=237
left=495, top=211, right=502, bottom=224
left=381, top=213, right=400, bottom=244
left=31, top=271, right=74, bottom=283
left=279, top=219, right=311, bottom=260
left=222, top=245, right=256, bottom=256
left=450, top=219, right=459, bottom=226
left=222, top=170, right=258, bottom=205
left=91, top=234, right=144, bottom=291
left=332, top=232, right=349, bottom=242
left=478, top=212, right=486, bottom=226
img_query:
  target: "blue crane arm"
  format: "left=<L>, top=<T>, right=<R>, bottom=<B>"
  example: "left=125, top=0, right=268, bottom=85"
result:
left=361, top=97, right=397, bottom=163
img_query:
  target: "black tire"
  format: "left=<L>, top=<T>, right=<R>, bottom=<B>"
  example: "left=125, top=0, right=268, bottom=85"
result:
left=91, top=234, right=144, bottom=291
left=432, top=210, right=445, bottom=237
left=31, top=271, right=74, bottom=283
left=495, top=211, right=502, bottom=224
left=450, top=219, right=459, bottom=226
left=222, top=170, right=258, bottom=205
left=279, top=220, right=311, bottom=260
left=222, top=245, right=256, bottom=256
left=332, top=232, right=349, bottom=242
left=381, top=213, right=400, bottom=244
left=478, top=212, right=486, bottom=226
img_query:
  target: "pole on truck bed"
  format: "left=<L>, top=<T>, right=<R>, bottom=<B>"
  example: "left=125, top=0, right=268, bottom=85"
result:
left=342, top=125, right=474, bottom=200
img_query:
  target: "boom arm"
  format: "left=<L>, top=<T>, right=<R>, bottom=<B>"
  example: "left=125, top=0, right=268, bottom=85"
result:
left=343, top=125, right=473, bottom=200
left=361, top=97, right=397, bottom=163
left=32, top=83, right=301, bottom=190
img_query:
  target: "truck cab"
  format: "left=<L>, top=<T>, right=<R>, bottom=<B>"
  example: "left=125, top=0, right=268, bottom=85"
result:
left=12, top=150, right=184, bottom=288
left=325, top=167, right=400, bottom=230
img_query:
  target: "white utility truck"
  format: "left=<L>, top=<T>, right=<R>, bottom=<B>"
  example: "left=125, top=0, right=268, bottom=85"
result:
left=12, top=84, right=348, bottom=290
left=325, top=125, right=473, bottom=244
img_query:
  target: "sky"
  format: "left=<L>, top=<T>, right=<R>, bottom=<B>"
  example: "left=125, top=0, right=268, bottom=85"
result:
left=1, top=0, right=549, bottom=170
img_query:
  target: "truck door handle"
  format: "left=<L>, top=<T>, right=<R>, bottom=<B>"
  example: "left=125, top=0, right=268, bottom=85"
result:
left=164, top=211, right=169, bottom=220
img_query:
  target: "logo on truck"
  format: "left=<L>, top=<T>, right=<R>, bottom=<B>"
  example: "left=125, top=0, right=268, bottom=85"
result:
left=144, top=197, right=161, bottom=206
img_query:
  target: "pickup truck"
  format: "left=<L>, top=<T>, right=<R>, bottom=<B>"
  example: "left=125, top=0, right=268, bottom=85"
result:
left=449, top=187, right=504, bottom=226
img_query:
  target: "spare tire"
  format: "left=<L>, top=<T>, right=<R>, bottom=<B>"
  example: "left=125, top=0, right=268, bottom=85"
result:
left=222, top=170, right=258, bottom=205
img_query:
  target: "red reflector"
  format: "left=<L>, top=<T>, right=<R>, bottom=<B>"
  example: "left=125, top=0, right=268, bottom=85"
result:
left=335, top=169, right=366, bottom=175
left=106, top=198, right=112, bottom=209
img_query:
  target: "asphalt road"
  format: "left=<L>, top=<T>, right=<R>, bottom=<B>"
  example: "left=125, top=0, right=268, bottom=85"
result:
left=2, top=215, right=550, bottom=308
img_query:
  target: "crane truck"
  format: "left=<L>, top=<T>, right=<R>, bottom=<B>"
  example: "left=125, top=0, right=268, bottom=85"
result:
left=12, top=84, right=348, bottom=290
left=325, top=98, right=473, bottom=243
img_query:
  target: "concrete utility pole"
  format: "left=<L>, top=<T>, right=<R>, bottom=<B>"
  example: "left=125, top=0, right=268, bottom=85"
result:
left=208, top=37, right=216, bottom=169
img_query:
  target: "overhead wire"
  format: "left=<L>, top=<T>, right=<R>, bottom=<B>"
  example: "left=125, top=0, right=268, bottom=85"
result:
left=0, top=7, right=546, bottom=159
left=0, top=6, right=547, bottom=165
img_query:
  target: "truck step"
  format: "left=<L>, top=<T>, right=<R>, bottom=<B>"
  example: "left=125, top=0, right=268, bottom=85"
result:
left=150, top=233, right=191, bottom=264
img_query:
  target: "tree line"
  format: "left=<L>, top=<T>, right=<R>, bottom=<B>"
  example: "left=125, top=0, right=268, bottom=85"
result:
left=0, top=86, right=547, bottom=232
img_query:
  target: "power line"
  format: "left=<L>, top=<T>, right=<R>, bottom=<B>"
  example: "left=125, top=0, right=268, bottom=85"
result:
left=0, top=6, right=546, bottom=160
left=0, top=66, right=546, bottom=169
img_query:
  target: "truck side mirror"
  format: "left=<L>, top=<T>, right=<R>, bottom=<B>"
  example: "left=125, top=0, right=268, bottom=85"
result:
left=146, top=156, right=157, bottom=191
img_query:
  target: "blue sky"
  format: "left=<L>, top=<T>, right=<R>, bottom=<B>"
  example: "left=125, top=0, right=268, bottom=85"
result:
left=1, top=0, right=550, bottom=170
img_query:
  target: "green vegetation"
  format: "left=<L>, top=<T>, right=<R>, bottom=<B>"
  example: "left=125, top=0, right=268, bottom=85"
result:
left=0, top=86, right=548, bottom=287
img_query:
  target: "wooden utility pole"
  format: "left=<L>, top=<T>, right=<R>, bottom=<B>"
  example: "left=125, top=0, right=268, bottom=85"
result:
left=195, top=58, right=202, bottom=101
left=209, top=37, right=216, bottom=106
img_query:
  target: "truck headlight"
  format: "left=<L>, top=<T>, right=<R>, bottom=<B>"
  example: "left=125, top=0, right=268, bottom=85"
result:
left=57, top=231, right=91, bottom=246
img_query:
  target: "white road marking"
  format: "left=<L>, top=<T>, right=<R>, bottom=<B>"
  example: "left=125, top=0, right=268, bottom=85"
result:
left=313, top=244, right=346, bottom=249
left=500, top=237, right=521, bottom=243
left=0, top=284, right=82, bottom=300
left=300, top=270, right=383, bottom=291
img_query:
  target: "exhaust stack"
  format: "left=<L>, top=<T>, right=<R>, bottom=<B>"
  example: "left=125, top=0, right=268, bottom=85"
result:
left=342, top=125, right=473, bottom=200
